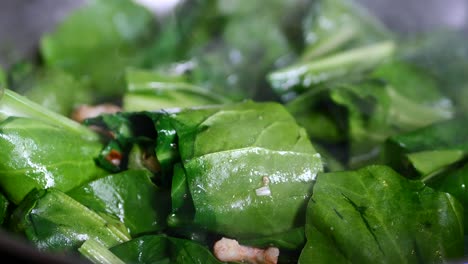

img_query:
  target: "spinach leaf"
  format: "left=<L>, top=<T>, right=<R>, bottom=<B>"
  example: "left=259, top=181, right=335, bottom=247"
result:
left=383, top=116, right=468, bottom=178
left=0, top=88, right=98, bottom=140
left=79, top=239, right=126, bottom=264
left=7, top=64, right=92, bottom=116
left=110, top=234, right=222, bottom=264
left=67, top=169, right=170, bottom=237
left=428, top=163, right=468, bottom=235
left=268, top=41, right=395, bottom=99
left=301, top=0, right=392, bottom=60
left=158, top=0, right=311, bottom=101
left=285, top=86, right=346, bottom=144
left=285, top=60, right=454, bottom=169
left=165, top=101, right=323, bottom=239
left=187, top=13, right=294, bottom=101
left=10, top=188, right=130, bottom=252
left=0, top=117, right=107, bottom=204
left=146, top=0, right=225, bottom=66
left=300, top=165, right=464, bottom=263
left=330, top=75, right=453, bottom=168
left=122, top=69, right=231, bottom=112
left=39, top=0, right=157, bottom=99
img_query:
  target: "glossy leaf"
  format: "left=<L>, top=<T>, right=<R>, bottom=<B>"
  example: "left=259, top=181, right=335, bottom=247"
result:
left=383, top=116, right=468, bottom=178
left=300, top=165, right=464, bottom=263
left=0, top=117, right=106, bottom=204
left=429, top=163, right=468, bottom=234
left=0, top=88, right=98, bottom=140
left=10, top=188, right=130, bottom=252
left=122, top=69, right=230, bottom=112
left=110, top=234, right=222, bottom=264
left=330, top=73, right=453, bottom=167
left=268, top=41, right=395, bottom=98
left=165, top=101, right=323, bottom=239
left=67, top=169, right=170, bottom=237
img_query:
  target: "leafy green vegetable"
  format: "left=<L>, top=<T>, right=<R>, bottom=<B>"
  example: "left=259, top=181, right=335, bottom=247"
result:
left=428, top=163, right=468, bottom=234
left=299, top=165, right=464, bottom=263
left=84, top=112, right=158, bottom=173
left=268, top=41, right=395, bottom=99
left=7, top=64, right=91, bottom=116
left=301, top=0, right=392, bottom=60
left=0, top=0, right=467, bottom=263
left=0, top=117, right=106, bottom=204
left=10, top=188, right=131, bottom=252
left=0, top=89, right=98, bottom=140
left=383, top=116, right=468, bottom=178
left=110, top=234, right=222, bottom=264
left=122, top=69, right=231, bottom=112
left=67, top=169, right=170, bottom=236
left=330, top=75, right=453, bottom=167
left=285, top=60, right=454, bottom=169
left=162, top=101, right=323, bottom=239
left=79, top=238, right=126, bottom=264
left=40, top=0, right=158, bottom=99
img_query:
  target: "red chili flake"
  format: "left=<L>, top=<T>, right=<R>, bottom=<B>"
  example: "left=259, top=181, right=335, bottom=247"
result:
left=106, top=149, right=122, bottom=166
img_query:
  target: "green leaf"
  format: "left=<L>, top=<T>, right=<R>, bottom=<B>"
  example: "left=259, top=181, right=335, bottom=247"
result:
left=268, top=41, right=395, bottom=98
left=0, top=117, right=106, bottom=204
left=67, top=169, right=170, bottom=237
left=285, top=87, right=346, bottom=143
left=328, top=65, right=454, bottom=167
left=122, top=69, right=230, bottom=112
left=407, top=150, right=465, bottom=177
left=0, top=88, right=98, bottom=140
left=78, top=238, right=126, bottom=264
left=10, top=188, right=130, bottom=252
left=300, top=165, right=464, bottom=263
left=301, top=0, right=392, bottom=60
left=9, top=66, right=92, bottom=116
left=110, top=234, right=222, bottom=264
left=188, top=13, right=294, bottom=100
left=428, top=163, right=468, bottom=235
left=166, top=101, right=323, bottom=239
left=40, top=0, right=157, bottom=98
left=382, top=116, right=468, bottom=178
